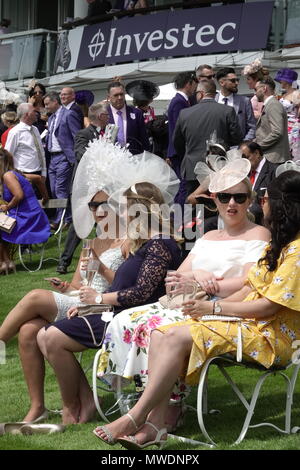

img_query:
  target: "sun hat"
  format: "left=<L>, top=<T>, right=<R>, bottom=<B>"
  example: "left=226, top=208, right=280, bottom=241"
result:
left=125, top=80, right=160, bottom=101
left=274, top=68, right=298, bottom=85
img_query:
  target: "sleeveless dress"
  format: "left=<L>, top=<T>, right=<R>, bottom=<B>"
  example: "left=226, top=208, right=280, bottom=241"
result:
left=279, top=97, right=300, bottom=160
left=97, top=238, right=267, bottom=393
left=1, top=171, right=50, bottom=244
left=53, top=245, right=125, bottom=322
left=160, top=238, right=300, bottom=385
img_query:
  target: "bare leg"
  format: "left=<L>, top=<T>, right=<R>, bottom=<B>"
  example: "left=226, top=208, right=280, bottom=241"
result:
left=41, top=326, right=96, bottom=425
left=95, top=325, right=193, bottom=443
left=0, top=289, right=58, bottom=343
left=18, top=319, right=49, bottom=422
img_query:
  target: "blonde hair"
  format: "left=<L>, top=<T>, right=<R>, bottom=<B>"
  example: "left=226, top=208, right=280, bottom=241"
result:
left=1, top=111, right=18, bottom=125
left=124, top=182, right=180, bottom=254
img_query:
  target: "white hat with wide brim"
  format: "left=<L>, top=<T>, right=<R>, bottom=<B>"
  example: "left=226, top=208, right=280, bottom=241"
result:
left=208, top=158, right=251, bottom=193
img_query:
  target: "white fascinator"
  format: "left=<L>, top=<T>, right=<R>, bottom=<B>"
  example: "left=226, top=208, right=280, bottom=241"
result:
left=275, top=160, right=300, bottom=178
left=72, top=138, right=134, bottom=238
left=72, top=138, right=179, bottom=238
left=209, top=157, right=251, bottom=193
left=194, top=148, right=245, bottom=191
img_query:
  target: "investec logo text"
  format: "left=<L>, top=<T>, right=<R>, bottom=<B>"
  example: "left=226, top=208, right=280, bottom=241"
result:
left=88, top=22, right=236, bottom=61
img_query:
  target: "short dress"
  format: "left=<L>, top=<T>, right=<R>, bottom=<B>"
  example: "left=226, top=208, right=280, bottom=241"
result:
left=52, top=245, right=125, bottom=322
left=97, top=238, right=267, bottom=392
left=1, top=171, right=50, bottom=244
left=160, top=238, right=300, bottom=386
left=50, top=236, right=181, bottom=349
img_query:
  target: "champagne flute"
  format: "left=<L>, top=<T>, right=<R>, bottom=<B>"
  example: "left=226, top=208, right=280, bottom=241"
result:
left=81, top=239, right=92, bottom=286
left=86, top=259, right=100, bottom=287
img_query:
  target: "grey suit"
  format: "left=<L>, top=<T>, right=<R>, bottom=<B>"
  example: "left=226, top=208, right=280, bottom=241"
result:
left=216, top=93, right=256, bottom=141
left=255, top=97, right=290, bottom=163
left=173, top=99, right=243, bottom=182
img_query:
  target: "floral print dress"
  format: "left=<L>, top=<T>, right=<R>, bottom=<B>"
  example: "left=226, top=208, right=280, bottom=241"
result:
left=167, top=238, right=300, bottom=385
left=97, top=238, right=267, bottom=396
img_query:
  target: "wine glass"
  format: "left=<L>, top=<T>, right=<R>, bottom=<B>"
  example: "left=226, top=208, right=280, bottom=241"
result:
left=86, top=259, right=100, bottom=287
left=182, top=280, right=198, bottom=303
left=165, top=270, right=178, bottom=307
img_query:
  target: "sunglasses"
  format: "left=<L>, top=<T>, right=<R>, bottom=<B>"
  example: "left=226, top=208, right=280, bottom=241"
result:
left=199, top=74, right=215, bottom=80
left=216, top=193, right=248, bottom=204
left=88, top=201, right=107, bottom=211
left=225, top=78, right=239, bottom=83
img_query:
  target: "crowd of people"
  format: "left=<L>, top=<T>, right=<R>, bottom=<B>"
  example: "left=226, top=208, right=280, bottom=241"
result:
left=0, top=60, right=300, bottom=447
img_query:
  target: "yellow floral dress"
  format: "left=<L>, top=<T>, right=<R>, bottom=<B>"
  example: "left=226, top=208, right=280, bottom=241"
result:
left=161, top=238, right=300, bottom=386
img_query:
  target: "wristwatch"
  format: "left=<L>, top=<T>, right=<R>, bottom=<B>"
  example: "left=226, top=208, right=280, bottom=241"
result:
left=213, top=301, right=222, bottom=314
left=95, top=294, right=103, bottom=304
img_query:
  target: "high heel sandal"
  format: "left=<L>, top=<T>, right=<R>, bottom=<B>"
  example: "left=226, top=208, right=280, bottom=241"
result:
left=118, top=421, right=167, bottom=450
left=93, top=412, right=138, bottom=446
left=0, top=262, right=8, bottom=275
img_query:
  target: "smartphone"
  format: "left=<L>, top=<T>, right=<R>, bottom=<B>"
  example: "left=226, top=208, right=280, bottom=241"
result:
left=44, top=277, right=61, bottom=286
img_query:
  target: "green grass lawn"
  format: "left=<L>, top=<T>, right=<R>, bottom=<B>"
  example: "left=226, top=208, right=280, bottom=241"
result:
left=0, top=234, right=299, bottom=451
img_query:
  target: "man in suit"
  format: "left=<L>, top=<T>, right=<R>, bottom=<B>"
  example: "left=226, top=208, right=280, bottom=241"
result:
left=107, top=81, right=150, bottom=154
left=240, top=141, right=277, bottom=224
left=60, top=87, right=84, bottom=128
left=173, top=80, right=243, bottom=196
left=215, top=67, right=256, bottom=141
left=44, top=91, right=82, bottom=229
left=166, top=71, right=197, bottom=207
left=255, top=77, right=290, bottom=164
left=56, top=102, right=110, bottom=274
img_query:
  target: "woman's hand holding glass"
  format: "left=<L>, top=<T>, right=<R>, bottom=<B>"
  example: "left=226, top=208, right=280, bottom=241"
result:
left=79, top=286, right=98, bottom=304
left=193, top=269, right=223, bottom=296
left=182, top=298, right=213, bottom=319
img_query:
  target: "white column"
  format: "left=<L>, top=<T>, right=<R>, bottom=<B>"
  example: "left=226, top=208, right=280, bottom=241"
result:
left=74, top=0, right=89, bottom=19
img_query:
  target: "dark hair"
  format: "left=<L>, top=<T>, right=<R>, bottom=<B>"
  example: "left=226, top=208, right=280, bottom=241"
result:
left=29, top=83, right=46, bottom=98
left=174, top=71, right=197, bottom=90
left=107, top=81, right=124, bottom=94
left=216, top=67, right=236, bottom=81
left=259, top=171, right=300, bottom=271
left=240, top=141, right=263, bottom=156
left=258, top=77, right=276, bottom=92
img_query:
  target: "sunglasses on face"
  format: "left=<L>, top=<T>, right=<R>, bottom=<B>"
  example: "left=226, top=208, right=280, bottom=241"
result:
left=216, top=193, right=248, bottom=204
left=199, top=74, right=215, bottom=79
left=88, top=201, right=107, bottom=211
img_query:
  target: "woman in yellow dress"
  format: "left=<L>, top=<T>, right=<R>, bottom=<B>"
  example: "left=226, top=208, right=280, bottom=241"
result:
left=93, top=167, right=300, bottom=449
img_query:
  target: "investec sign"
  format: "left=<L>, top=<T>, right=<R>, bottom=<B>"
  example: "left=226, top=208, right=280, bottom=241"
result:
left=76, top=2, right=274, bottom=69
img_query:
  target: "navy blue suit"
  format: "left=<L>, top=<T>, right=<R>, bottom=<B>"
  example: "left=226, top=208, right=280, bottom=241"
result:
left=109, top=105, right=150, bottom=154
left=167, top=93, right=190, bottom=207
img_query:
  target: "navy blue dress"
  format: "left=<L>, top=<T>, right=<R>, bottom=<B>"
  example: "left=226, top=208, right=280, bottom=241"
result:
left=50, top=236, right=182, bottom=349
left=1, top=171, right=50, bottom=244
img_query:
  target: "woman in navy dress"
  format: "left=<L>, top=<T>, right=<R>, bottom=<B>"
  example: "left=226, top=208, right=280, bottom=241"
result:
left=37, top=181, right=182, bottom=424
left=0, top=149, right=50, bottom=273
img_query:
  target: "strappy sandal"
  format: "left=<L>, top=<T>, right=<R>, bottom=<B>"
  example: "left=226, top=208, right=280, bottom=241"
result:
left=118, top=421, right=167, bottom=450
left=93, top=413, right=138, bottom=446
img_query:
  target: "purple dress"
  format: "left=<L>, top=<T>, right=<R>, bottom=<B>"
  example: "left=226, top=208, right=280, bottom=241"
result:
left=1, top=171, right=50, bottom=244
left=50, top=236, right=182, bottom=349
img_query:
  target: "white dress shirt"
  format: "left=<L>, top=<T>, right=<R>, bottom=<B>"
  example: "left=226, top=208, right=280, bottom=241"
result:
left=218, top=92, right=234, bottom=107
left=110, top=105, right=127, bottom=143
left=5, top=122, right=46, bottom=177
left=48, top=106, right=63, bottom=153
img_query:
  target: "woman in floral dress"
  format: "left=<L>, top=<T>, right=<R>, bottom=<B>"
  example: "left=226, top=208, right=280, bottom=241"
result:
left=94, top=169, right=300, bottom=449
left=97, top=160, right=270, bottom=410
